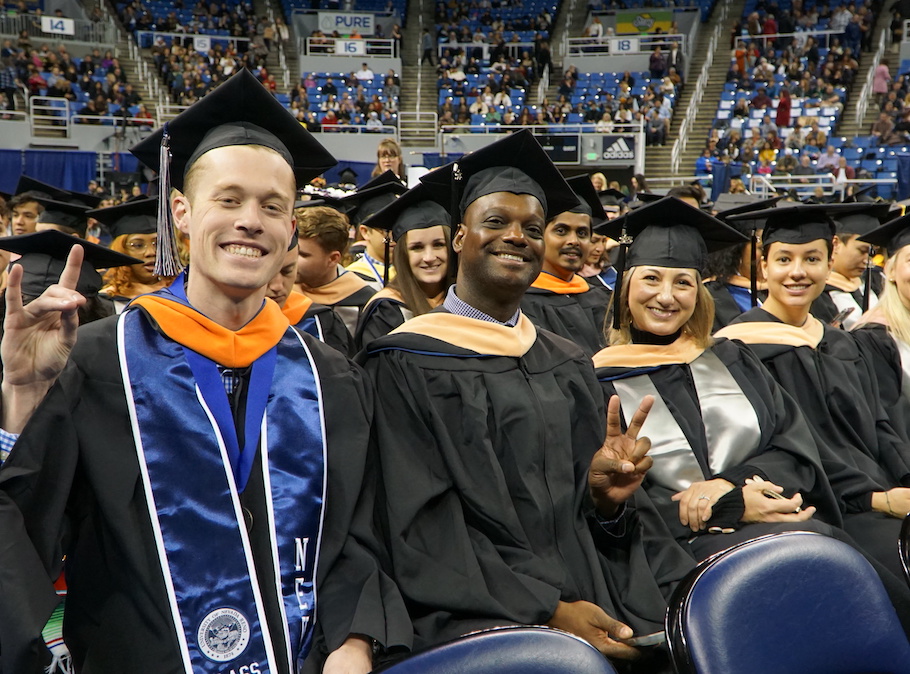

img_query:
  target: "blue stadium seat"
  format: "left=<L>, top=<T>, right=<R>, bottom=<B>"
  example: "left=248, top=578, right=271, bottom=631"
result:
left=667, top=532, right=910, bottom=674
left=376, top=627, right=619, bottom=674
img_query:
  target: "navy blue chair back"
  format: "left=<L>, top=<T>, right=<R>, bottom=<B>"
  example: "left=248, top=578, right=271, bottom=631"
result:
left=900, top=514, right=910, bottom=587
left=667, top=531, right=910, bottom=674
left=375, top=626, right=619, bottom=674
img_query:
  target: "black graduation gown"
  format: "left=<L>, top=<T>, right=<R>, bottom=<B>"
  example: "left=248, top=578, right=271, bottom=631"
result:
left=354, top=298, right=410, bottom=351
left=724, top=308, right=910, bottom=578
left=704, top=280, right=766, bottom=332
left=519, top=280, right=610, bottom=357
left=358, top=312, right=695, bottom=653
left=730, top=309, right=910, bottom=497
left=811, top=271, right=883, bottom=327
left=0, top=314, right=411, bottom=674
left=852, top=322, right=910, bottom=446
left=298, top=301, right=355, bottom=356
left=595, top=338, right=844, bottom=561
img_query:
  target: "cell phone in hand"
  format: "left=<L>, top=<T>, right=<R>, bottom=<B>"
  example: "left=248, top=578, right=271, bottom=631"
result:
left=618, top=631, right=667, bottom=647
left=830, top=307, right=854, bottom=327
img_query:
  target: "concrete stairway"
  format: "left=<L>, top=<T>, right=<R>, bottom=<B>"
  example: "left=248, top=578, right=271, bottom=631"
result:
left=834, top=7, right=895, bottom=141
left=644, top=5, right=738, bottom=178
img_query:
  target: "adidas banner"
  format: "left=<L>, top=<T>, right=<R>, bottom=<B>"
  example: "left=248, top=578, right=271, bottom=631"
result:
left=601, top=135, right=636, bottom=164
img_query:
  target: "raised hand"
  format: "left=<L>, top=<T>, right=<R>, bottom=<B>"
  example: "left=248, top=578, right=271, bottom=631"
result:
left=588, top=394, right=654, bottom=518
left=1, top=245, right=85, bottom=432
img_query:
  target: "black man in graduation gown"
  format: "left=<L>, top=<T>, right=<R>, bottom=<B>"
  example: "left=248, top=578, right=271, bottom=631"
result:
left=359, top=132, right=696, bottom=671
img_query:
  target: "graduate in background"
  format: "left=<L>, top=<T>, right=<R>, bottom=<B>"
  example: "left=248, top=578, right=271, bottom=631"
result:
left=811, top=203, right=893, bottom=329
left=852, top=212, right=910, bottom=449
left=354, top=183, right=454, bottom=350
left=716, top=204, right=910, bottom=580
left=0, top=70, right=410, bottom=674
left=266, top=232, right=354, bottom=355
left=520, top=175, right=612, bottom=357
left=360, top=131, right=696, bottom=671
left=0, top=229, right=139, bottom=334
left=88, top=197, right=172, bottom=313
left=341, top=171, right=407, bottom=288
left=293, top=204, right=377, bottom=335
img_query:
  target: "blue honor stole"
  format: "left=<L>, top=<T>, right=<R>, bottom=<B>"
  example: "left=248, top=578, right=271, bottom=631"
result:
left=295, top=315, right=322, bottom=342
left=117, top=300, right=326, bottom=673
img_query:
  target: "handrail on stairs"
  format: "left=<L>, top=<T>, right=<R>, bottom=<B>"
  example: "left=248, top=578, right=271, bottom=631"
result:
left=670, top=0, right=730, bottom=174
left=855, top=29, right=888, bottom=126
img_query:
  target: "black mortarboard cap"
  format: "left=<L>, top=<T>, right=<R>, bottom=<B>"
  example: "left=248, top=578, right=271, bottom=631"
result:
left=599, top=188, right=627, bottom=207
left=0, top=229, right=140, bottom=296
left=86, top=196, right=158, bottom=238
left=341, top=170, right=408, bottom=226
left=830, top=203, right=893, bottom=237
left=843, top=184, right=880, bottom=203
left=716, top=195, right=785, bottom=234
left=596, top=196, right=746, bottom=270
left=419, top=129, right=578, bottom=221
left=130, top=69, right=337, bottom=277
left=727, top=204, right=875, bottom=247
left=14, top=175, right=67, bottom=200
left=34, top=196, right=92, bottom=237
left=713, top=193, right=760, bottom=212
left=565, top=175, right=607, bottom=223
left=363, top=182, right=451, bottom=242
left=294, top=194, right=346, bottom=211
left=858, top=212, right=910, bottom=254
left=131, top=69, right=336, bottom=192
left=338, top=167, right=359, bottom=186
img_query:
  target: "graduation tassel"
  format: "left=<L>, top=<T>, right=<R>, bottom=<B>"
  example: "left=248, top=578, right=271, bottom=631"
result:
left=611, top=230, right=632, bottom=330
left=862, top=249, right=874, bottom=313
left=154, top=123, right=185, bottom=278
left=750, top=229, right=759, bottom=308
left=383, top=231, right=391, bottom=287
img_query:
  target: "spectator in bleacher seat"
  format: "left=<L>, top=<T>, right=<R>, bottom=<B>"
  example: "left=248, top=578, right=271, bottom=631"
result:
left=751, top=86, right=772, bottom=109
left=355, top=63, right=375, bottom=82
left=759, top=114, right=778, bottom=139
left=835, top=156, right=856, bottom=183
left=817, top=145, right=840, bottom=171
left=646, top=109, right=666, bottom=146
left=792, top=154, right=816, bottom=183
left=322, top=76, right=338, bottom=96
left=372, top=138, right=405, bottom=181
left=695, top=148, right=714, bottom=176
left=804, top=121, right=826, bottom=151
left=872, top=112, right=902, bottom=145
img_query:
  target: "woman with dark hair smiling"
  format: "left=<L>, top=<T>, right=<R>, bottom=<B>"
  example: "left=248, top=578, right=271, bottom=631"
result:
left=355, top=183, right=454, bottom=348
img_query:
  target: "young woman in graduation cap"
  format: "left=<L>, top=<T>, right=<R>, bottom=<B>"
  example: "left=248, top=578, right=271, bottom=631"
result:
left=354, top=182, right=454, bottom=350
left=86, top=197, right=172, bottom=313
left=714, top=205, right=910, bottom=583
left=593, top=197, right=850, bottom=564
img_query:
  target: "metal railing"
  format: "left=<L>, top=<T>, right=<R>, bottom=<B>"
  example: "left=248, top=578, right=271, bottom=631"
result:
left=29, top=95, right=70, bottom=137
left=134, top=30, right=250, bottom=51
left=316, top=123, right=400, bottom=138
left=670, top=0, right=729, bottom=173
left=399, top=111, right=438, bottom=139
left=537, top=63, right=550, bottom=106
left=855, top=29, right=888, bottom=126
left=734, top=28, right=847, bottom=50
left=437, top=41, right=536, bottom=63
left=0, top=12, right=116, bottom=45
left=565, top=33, right=688, bottom=57
left=299, top=36, right=399, bottom=57
left=751, top=172, right=897, bottom=199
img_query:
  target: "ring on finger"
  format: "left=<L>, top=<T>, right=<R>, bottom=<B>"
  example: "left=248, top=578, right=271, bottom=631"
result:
left=698, top=495, right=711, bottom=501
